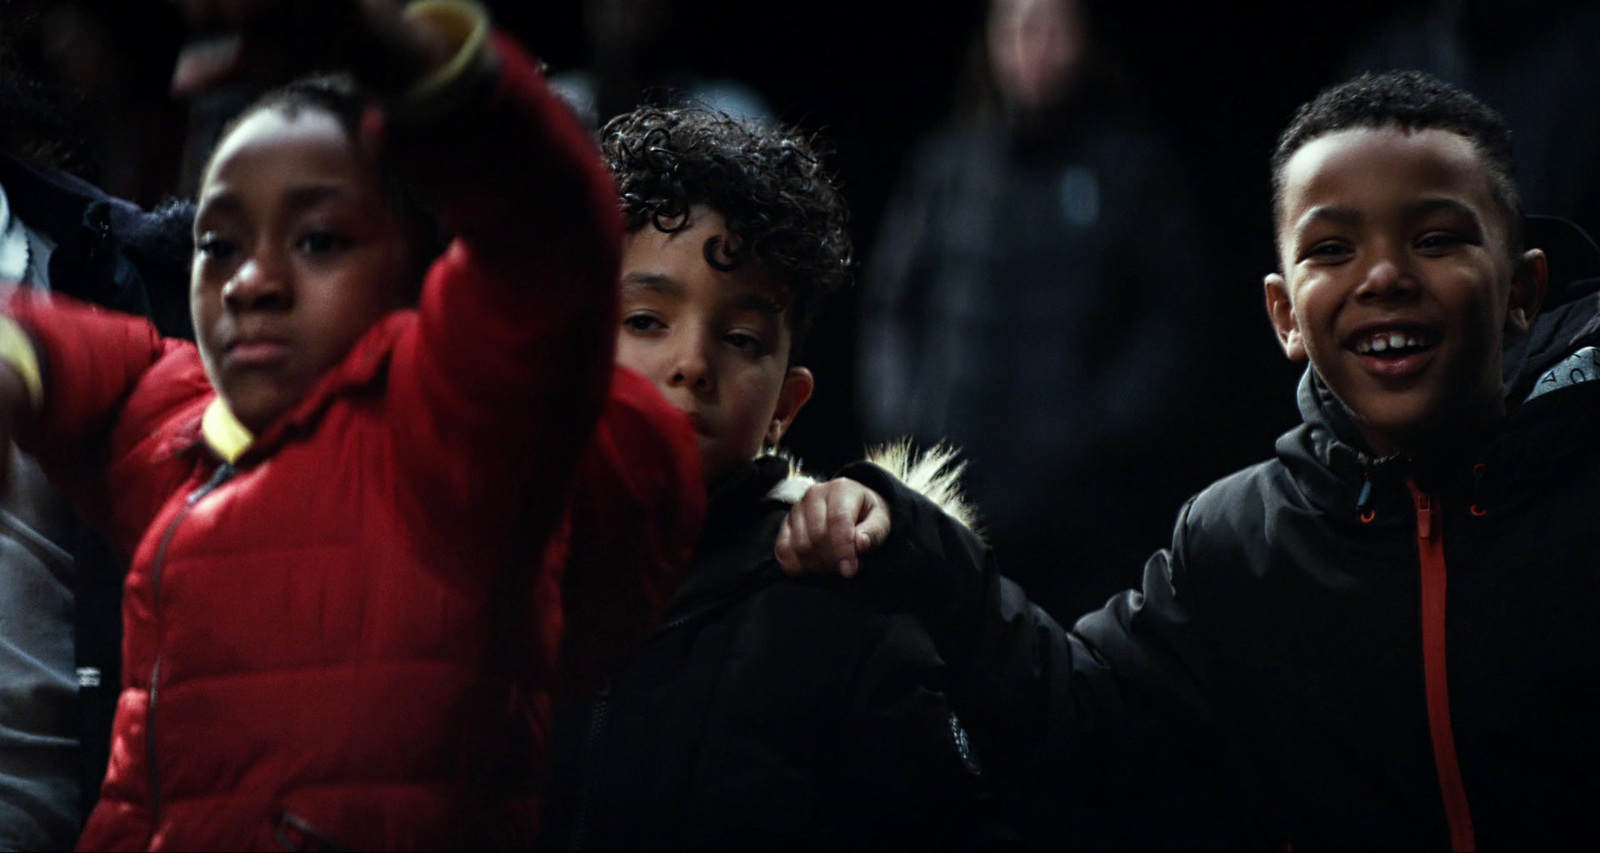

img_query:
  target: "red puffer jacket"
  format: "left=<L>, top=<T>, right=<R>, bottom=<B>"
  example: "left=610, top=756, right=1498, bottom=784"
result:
left=5, top=31, right=702, bottom=852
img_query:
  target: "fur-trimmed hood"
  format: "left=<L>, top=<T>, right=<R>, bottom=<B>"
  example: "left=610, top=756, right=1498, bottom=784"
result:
left=761, top=441, right=980, bottom=534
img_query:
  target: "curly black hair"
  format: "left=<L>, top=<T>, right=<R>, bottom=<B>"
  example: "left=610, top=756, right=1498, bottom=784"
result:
left=600, top=106, right=852, bottom=359
left=1272, top=70, right=1522, bottom=261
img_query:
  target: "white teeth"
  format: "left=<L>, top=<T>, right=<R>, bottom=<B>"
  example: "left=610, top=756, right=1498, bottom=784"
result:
left=1354, top=330, right=1434, bottom=354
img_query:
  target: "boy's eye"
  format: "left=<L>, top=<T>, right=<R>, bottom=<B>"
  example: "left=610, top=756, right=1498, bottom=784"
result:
left=724, top=331, right=765, bottom=353
left=196, top=234, right=238, bottom=261
left=1303, top=241, right=1353, bottom=263
left=296, top=230, right=354, bottom=255
left=622, top=313, right=665, bottom=333
left=1416, top=232, right=1470, bottom=253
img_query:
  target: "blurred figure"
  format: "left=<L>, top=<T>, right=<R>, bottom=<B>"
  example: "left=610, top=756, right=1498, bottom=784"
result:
left=858, top=0, right=1212, bottom=620
left=547, top=0, right=771, bottom=128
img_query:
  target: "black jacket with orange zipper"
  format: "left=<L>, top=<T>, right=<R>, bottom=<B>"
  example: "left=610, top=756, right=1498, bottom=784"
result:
left=872, top=268, right=1600, bottom=850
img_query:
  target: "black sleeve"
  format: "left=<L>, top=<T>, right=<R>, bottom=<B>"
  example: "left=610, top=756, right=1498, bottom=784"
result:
left=837, top=461, right=1262, bottom=848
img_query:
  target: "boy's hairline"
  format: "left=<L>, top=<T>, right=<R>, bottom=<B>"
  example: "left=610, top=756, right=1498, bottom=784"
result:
left=625, top=208, right=817, bottom=369
left=1269, top=121, right=1525, bottom=274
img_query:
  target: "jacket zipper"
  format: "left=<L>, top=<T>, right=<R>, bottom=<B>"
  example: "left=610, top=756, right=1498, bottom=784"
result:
left=1406, top=479, right=1475, bottom=852
left=567, top=682, right=612, bottom=851
left=145, top=463, right=235, bottom=838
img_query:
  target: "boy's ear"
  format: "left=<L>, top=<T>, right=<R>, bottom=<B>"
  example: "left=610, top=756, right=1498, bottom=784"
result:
left=1264, top=273, right=1308, bottom=361
left=766, top=366, right=815, bottom=447
left=1505, top=248, right=1548, bottom=337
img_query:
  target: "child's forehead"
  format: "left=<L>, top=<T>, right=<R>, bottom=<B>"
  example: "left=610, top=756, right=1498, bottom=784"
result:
left=204, top=107, right=371, bottom=189
left=624, top=218, right=793, bottom=308
left=1276, top=126, right=1502, bottom=234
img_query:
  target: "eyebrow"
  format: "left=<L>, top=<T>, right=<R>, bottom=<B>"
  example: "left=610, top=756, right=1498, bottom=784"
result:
left=621, top=271, right=683, bottom=297
left=1402, top=197, right=1483, bottom=226
left=195, top=184, right=371, bottom=221
left=1292, top=205, right=1362, bottom=243
left=621, top=271, right=787, bottom=316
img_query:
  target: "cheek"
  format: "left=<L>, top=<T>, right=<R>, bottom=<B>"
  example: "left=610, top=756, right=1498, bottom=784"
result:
left=613, top=338, right=661, bottom=384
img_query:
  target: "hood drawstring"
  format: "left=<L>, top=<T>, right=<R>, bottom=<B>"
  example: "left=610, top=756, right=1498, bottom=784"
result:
left=1357, top=471, right=1376, bottom=523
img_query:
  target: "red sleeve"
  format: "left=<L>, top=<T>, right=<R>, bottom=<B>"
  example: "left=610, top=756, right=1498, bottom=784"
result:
left=6, top=290, right=171, bottom=454
left=3, top=290, right=201, bottom=552
left=376, top=33, right=624, bottom=568
left=542, top=366, right=705, bottom=696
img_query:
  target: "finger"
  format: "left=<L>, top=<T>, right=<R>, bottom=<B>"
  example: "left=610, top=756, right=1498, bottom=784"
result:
left=826, top=499, right=860, bottom=577
left=774, top=521, right=804, bottom=577
left=854, top=492, right=892, bottom=554
left=786, top=508, right=821, bottom=574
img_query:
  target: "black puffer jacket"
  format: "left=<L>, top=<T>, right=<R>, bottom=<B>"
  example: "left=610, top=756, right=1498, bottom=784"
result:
left=537, top=455, right=1006, bottom=851
left=882, top=273, right=1600, bottom=850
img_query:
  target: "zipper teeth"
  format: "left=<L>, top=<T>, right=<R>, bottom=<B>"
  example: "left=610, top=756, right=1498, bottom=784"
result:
left=144, top=464, right=234, bottom=837
left=1407, top=480, right=1476, bottom=852
left=569, top=686, right=612, bottom=852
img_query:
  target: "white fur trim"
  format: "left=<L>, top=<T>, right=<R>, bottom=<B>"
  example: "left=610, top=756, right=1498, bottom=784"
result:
left=865, top=440, right=981, bottom=533
left=761, top=450, right=817, bottom=504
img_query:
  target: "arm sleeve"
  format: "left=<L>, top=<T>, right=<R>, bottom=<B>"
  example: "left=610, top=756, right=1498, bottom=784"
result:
left=834, top=460, right=1241, bottom=846
left=543, top=367, right=705, bottom=696
left=3, top=291, right=179, bottom=470
left=376, top=30, right=625, bottom=565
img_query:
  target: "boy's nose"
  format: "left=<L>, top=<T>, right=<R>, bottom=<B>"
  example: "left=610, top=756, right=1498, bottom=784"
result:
left=1355, top=258, right=1418, bottom=301
left=222, top=258, right=292, bottom=311
left=668, top=341, right=714, bottom=391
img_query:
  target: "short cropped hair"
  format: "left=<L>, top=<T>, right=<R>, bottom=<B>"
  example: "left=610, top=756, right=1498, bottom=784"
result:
left=206, top=74, right=448, bottom=293
left=600, top=106, right=853, bottom=359
left=1271, top=70, right=1522, bottom=260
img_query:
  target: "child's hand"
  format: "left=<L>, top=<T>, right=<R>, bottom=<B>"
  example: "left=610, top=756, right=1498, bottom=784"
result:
left=775, top=478, right=891, bottom=579
left=172, top=0, right=456, bottom=97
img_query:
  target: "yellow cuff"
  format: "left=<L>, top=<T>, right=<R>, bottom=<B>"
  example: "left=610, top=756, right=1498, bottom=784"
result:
left=201, top=397, right=254, bottom=464
left=0, top=315, right=43, bottom=412
left=398, top=0, right=494, bottom=120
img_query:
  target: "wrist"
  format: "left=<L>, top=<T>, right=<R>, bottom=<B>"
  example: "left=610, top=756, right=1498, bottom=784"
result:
left=0, top=315, right=42, bottom=416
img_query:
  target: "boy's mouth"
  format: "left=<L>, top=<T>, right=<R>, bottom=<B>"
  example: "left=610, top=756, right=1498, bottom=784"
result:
left=1346, top=325, right=1440, bottom=378
left=1351, top=328, right=1438, bottom=357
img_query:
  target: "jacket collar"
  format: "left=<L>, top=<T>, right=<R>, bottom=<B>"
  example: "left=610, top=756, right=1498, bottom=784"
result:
left=194, top=310, right=410, bottom=465
left=656, top=454, right=793, bottom=628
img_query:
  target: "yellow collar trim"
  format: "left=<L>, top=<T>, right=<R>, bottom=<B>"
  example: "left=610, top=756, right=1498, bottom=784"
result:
left=201, top=398, right=253, bottom=464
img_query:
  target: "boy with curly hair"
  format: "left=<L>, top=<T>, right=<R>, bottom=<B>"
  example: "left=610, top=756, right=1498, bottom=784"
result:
left=536, top=107, right=1003, bottom=850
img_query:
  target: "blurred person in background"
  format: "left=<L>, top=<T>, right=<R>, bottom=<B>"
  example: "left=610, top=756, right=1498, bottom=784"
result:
left=857, top=0, right=1213, bottom=621
left=1, top=2, right=192, bottom=848
left=546, top=0, right=771, bottom=129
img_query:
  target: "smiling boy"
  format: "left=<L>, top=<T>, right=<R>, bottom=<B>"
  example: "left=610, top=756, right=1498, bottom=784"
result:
left=1264, top=91, right=1544, bottom=459
left=782, top=70, right=1600, bottom=849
